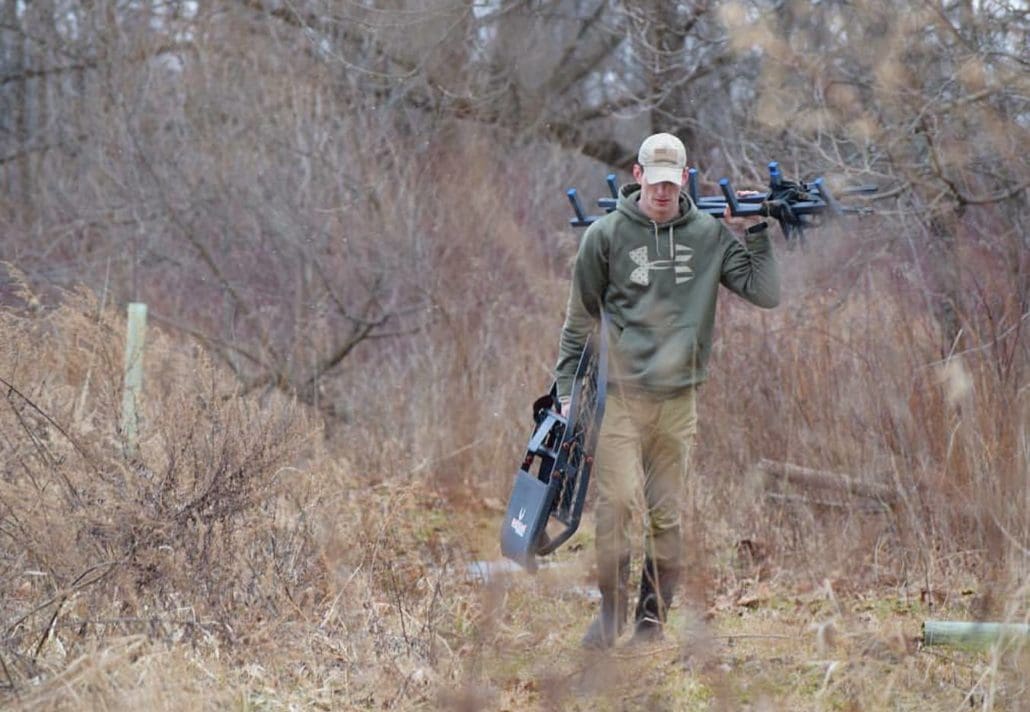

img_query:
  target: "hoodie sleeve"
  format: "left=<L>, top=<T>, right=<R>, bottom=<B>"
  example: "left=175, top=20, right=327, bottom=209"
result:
left=555, top=224, right=609, bottom=399
left=719, top=222, right=780, bottom=309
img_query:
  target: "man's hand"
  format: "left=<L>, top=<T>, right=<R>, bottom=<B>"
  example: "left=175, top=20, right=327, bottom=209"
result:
left=759, top=199, right=796, bottom=224
left=723, top=190, right=764, bottom=232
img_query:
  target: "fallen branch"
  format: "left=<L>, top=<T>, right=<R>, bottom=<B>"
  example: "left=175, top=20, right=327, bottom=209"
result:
left=765, top=491, right=890, bottom=514
left=757, top=459, right=895, bottom=506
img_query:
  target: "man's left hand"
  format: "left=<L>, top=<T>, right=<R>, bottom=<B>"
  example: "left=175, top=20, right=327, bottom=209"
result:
left=723, top=190, right=764, bottom=232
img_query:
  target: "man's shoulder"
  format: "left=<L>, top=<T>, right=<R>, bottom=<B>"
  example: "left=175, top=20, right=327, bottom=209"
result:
left=587, top=209, right=638, bottom=238
left=580, top=211, right=621, bottom=245
left=590, top=210, right=624, bottom=229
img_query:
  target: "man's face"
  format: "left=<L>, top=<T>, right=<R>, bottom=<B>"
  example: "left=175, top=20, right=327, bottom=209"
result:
left=633, top=164, right=686, bottom=223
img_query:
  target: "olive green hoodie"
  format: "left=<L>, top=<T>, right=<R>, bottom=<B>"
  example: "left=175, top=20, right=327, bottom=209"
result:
left=555, top=183, right=780, bottom=400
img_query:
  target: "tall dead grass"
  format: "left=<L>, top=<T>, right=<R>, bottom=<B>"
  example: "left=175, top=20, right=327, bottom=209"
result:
left=0, top=139, right=1026, bottom=708
left=0, top=278, right=507, bottom=710
left=0, top=283, right=321, bottom=700
left=700, top=226, right=1027, bottom=601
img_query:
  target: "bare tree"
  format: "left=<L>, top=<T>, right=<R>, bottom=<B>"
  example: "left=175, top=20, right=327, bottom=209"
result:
left=2, top=0, right=1025, bottom=408
left=718, top=0, right=1028, bottom=360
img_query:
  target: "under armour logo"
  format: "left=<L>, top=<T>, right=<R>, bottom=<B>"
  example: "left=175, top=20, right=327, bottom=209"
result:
left=629, top=244, right=694, bottom=286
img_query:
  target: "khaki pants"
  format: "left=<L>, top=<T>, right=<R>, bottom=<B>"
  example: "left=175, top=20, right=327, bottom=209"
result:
left=594, top=388, right=698, bottom=570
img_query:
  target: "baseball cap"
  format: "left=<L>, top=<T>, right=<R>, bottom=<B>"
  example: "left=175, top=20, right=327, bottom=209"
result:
left=637, top=133, right=686, bottom=185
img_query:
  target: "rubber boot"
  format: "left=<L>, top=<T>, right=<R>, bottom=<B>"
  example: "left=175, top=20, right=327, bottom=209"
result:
left=629, top=556, right=680, bottom=644
left=581, top=553, right=631, bottom=650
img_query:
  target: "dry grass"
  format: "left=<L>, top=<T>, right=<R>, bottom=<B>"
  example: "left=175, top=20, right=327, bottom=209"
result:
left=1, top=0, right=1026, bottom=706
left=1, top=217, right=1027, bottom=711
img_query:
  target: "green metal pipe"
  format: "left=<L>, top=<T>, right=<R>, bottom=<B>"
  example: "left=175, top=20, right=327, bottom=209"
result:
left=922, top=620, right=1030, bottom=648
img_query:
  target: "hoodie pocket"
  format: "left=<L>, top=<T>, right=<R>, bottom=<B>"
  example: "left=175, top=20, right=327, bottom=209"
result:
left=614, top=323, right=701, bottom=386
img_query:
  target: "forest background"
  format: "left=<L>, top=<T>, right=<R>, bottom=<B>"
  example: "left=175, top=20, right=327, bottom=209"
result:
left=1, top=1, right=1027, bottom=709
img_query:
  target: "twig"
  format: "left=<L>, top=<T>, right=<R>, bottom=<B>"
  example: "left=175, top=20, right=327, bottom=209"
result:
left=0, top=375, right=102, bottom=492
left=147, top=310, right=269, bottom=373
left=919, top=311, right=1030, bottom=370
left=4, top=391, right=84, bottom=508
left=718, top=633, right=797, bottom=641
left=4, top=561, right=120, bottom=636
left=757, top=459, right=895, bottom=502
left=610, top=643, right=681, bottom=659
left=32, top=597, right=67, bottom=660
left=0, top=650, right=16, bottom=693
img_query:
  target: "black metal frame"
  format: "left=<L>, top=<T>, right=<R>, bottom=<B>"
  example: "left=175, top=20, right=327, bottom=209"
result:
left=500, top=322, right=608, bottom=571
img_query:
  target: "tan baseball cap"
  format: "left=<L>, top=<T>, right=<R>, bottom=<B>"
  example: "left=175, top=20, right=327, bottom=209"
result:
left=637, top=133, right=687, bottom=185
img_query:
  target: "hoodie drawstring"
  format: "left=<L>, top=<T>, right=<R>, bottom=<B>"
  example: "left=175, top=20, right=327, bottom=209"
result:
left=652, top=221, right=675, bottom=259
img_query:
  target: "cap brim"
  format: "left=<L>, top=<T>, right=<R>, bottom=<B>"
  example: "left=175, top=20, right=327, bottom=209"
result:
left=642, top=165, right=684, bottom=185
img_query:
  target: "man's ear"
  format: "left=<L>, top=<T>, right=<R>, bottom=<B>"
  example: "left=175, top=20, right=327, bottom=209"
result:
left=632, top=164, right=644, bottom=182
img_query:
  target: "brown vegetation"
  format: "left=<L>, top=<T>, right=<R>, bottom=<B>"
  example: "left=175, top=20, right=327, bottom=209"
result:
left=1, top=1, right=1027, bottom=709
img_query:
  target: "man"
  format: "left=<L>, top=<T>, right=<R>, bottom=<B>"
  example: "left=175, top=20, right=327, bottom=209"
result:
left=554, top=133, right=779, bottom=649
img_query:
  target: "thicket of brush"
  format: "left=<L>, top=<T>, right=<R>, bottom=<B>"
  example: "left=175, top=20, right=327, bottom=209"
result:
left=0, top=2, right=1026, bottom=705
left=1, top=193, right=1025, bottom=707
left=0, top=271, right=525, bottom=708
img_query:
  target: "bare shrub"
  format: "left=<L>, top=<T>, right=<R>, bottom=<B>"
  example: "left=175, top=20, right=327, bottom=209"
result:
left=699, top=233, right=1027, bottom=595
left=0, top=287, right=318, bottom=687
